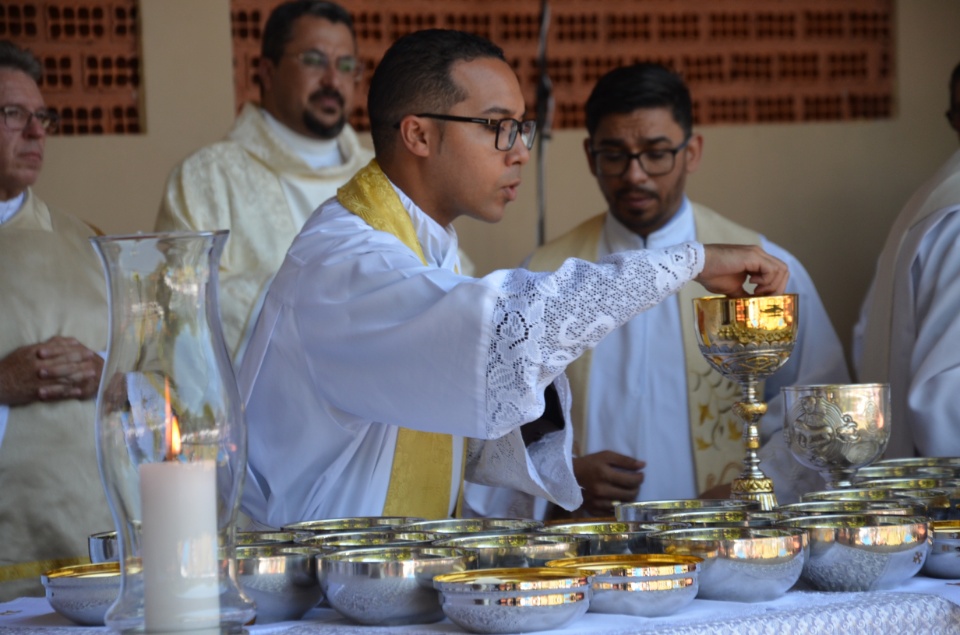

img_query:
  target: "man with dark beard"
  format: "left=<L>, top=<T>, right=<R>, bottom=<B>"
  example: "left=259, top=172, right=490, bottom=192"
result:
left=483, top=63, right=849, bottom=516
left=155, top=1, right=372, bottom=362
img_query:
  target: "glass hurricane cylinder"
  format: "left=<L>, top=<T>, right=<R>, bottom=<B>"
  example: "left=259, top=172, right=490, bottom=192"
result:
left=91, top=231, right=254, bottom=635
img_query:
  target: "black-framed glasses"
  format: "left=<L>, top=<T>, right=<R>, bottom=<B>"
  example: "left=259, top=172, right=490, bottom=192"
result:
left=290, top=49, right=362, bottom=78
left=589, top=135, right=692, bottom=177
left=0, top=104, right=59, bottom=133
left=413, top=113, right=537, bottom=151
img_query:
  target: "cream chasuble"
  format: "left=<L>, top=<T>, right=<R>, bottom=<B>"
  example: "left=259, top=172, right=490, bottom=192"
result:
left=337, top=160, right=460, bottom=519
left=156, top=103, right=374, bottom=362
left=528, top=204, right=760, bottom=494
left=0, top=190, right=111, bottom=600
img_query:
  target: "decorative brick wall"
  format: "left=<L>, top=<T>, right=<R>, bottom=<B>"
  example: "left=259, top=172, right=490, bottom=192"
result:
left=233, top=0, right=894, bottom=132
left=1, top=1, right=140, bottom=135
left=1, top=0, right=893, bottom=136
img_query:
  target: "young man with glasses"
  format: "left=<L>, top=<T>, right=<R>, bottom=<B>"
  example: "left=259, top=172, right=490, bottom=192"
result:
left=155, top=0, right=373, bottom=363
left=503, top=63, right=848, bottom=517
left=854, top=60, right=960, bottom=460
left=237, top=31, right=791, bottom=527
left=0, top=40, right=112, bottom=600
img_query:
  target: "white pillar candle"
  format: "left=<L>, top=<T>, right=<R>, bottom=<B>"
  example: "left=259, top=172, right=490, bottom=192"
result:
left=140, top=459, right=220, bottom=632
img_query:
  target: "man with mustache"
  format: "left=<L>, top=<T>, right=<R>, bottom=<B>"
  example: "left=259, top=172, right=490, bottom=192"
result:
left=238, top=31, right=791, bottom=526
left=155, top=1, right=373, bottom=362
left=0, top=40, right=111, bottom=599
left=513, top=63, right=849, bottom=516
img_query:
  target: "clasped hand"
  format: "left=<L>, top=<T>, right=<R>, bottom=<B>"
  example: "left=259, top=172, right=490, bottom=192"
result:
left=0, top=336, right=103, bottom=406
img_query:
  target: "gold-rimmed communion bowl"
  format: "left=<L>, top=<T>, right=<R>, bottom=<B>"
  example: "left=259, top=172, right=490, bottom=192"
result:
left=693, top=294, right=799, bottom=510
left=282, top=516, right=425, bottom=535
left=654, top=510, right=773, bottom=528
left=317, top=546, right=477, bottom=626
left=535, top=521, right=656, bottom=555
left=776, top=500, right=926, bottom=518
left=87, top=530, right=119, bottom=564
left=647, top=526, right=807, bottom=602
left=297, top=530, right=442, bottom=553
left=433, top=567, right=590, bottom=633
left=236, top=544, right=322, bottom=623
left=922, top=520, right=960, bottom=579
left=433, top=533, right=588, bottom=569
left=237, top=530, right=298, bottom=546
left=779, top=514, right=929, bottom=591
left=782, top=383, right=890, bottom=489
left=545, top=554, right=701, bottom=617
left=41, top=562, right=121, bottom=626
left=615, top=498, right=759, bottom=523
left=400, top=518, right=543, bottom=535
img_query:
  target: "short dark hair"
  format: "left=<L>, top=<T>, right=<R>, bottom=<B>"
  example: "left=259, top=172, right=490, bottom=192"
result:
left=261, top=0, right=355, bottom=64
left=585, top=63, right=693, bottom=137
left=0, top=39, right=42, bottom=82
left=367, top=29, right=505, bottom=155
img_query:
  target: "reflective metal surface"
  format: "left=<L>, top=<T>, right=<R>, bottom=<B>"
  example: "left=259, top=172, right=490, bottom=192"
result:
left=433, top=533, right=587, bottom=569
left=923, top=520, right=960, bottom=579
left=317, top=546, right=475, bottom=626
left=41, top=562, right=121, bottom=626
left=236, top=545, right=322, bottom=623
left=535, top=521, right=655, bottom=555
left=433, top=567, right=590, bottom=633
left=782, top=383, right=890, bottom=489
left=400, top=518, right=543, bottom=535
left=87, top=530, right=118, bottom=564
left=694, top=294, right=798, bottom=510
left=648, top=527, right=807, bottom=602
left=616, top=498, right=759, bottom=523
left=780, top=514, right=929, bottom=592
left=283, top=516, right=425, bottom=535
left=297, top=530, right=442, bottom=553
left=545, top=554, right=701, bottom=617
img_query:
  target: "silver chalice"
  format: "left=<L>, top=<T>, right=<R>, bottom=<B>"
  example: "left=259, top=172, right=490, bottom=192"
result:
left=693, top=294, right=798, bottom=510
left=781, top=383, right=890, bottom=489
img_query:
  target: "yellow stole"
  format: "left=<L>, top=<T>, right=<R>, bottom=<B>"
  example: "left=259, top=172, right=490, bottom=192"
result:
left=527, top=205, right=760, bottom=494
left=337, top=160, right=457, bottom=519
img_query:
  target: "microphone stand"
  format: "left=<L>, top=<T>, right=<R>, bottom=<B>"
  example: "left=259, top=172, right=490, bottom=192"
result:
left=535, top=0, right=554, bottom=247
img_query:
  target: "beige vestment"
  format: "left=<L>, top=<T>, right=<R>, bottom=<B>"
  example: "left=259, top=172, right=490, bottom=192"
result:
left=528, top=205, right=759, bottom=493
left=156, top=104, right=374, bottom=360
left=0, top=190, right=111, bottom=600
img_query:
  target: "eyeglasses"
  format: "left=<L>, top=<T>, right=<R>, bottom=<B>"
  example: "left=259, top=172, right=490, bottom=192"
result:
left=0, top=105, right=59, bottom=133
left=413, top=113, right=537, bottom=151
left=589, top=135, right=692, bottom=177
left=290, top=49, right=362, bottom=78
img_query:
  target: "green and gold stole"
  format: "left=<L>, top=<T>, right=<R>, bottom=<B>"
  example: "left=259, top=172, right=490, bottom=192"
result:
left=337, top=160, right=459, bottom=519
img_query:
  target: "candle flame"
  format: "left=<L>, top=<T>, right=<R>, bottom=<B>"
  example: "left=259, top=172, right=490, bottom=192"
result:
left=163, top=378, right=182, bottom=460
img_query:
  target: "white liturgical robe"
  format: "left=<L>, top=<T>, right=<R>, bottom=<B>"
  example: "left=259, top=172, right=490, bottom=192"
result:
left=464, top=200, right=849, bottom=517
left=238, top=175, right=710, bottom=528
left=855, top=150, right=960, bottom=457
left=156, top=104, right=374, bottom=362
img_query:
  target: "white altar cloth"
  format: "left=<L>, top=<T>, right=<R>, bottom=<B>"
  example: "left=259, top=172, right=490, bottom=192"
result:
left=2, top=576, right=959, bottom=635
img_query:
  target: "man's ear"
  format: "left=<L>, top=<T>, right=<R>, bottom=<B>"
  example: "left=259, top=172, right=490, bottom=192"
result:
left=684, top=133, right=704, bottom=175
left=583, top=137, right=596, bottom=175
left=258, top=57, right=277, bottom=103
left=397, top=116, right=431, bottom=158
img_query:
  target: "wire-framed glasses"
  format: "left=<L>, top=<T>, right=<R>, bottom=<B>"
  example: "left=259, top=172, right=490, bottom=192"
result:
left=291, top=49, right=362, bottom=78
left=414, top=113, right=537, bottom=151
left=0, top=105, right=59, bottom=132
left=589, top=135, right=692, bottom=177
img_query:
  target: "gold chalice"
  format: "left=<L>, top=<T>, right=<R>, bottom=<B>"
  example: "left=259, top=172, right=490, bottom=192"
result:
left=693, top=294, right=798, bottom=510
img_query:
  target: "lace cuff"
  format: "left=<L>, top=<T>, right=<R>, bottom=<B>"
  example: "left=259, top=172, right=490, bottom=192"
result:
left=484, top=242, right=702, bottom=438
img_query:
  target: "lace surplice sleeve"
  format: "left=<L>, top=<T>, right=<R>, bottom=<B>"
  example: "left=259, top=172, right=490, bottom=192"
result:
left=483, top=241, right=703, bottom=436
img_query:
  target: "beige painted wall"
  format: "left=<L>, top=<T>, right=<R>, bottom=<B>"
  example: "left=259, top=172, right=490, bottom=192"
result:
left=32, top=0, right=960, bottom=368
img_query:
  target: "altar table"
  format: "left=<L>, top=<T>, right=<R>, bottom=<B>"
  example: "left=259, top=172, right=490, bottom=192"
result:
left=1, top=576, right=959, bottom=635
